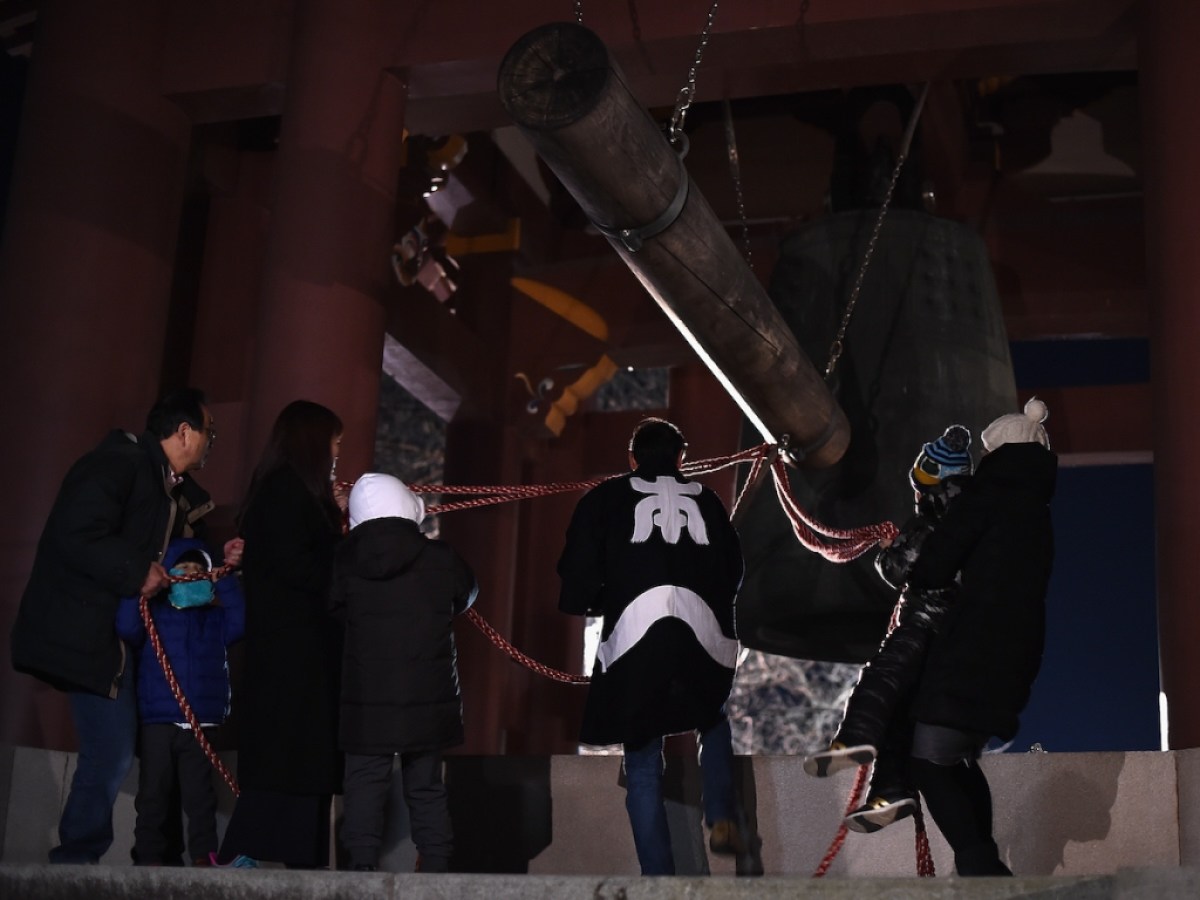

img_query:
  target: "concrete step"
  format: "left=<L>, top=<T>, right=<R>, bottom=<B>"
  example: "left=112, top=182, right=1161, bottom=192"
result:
left=4, top=745, right=1200, bottom=879
left=6, top=864, right=1200, bottom=900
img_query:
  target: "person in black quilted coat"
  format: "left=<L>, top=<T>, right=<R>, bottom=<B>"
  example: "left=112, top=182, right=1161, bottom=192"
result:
left=332, top=473, right=478, bottom=873
left=906, top=398, right=1058, bottom=877
left=804, top=425, right=974, bottom=836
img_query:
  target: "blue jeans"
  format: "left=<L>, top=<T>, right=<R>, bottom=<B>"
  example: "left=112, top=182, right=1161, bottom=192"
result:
left=49, top=656, right=137, bottom=863
left=623, top=716, right=736, bottom=876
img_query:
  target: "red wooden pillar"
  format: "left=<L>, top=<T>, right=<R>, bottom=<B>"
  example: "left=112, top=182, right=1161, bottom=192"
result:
left=1141, top=0, right=1200, bottom=749
left=241, top=0, right=406, bottom=479
left=0, top=1, right=192, bottom=748
left=668, top=362, right=745, bottom=507
left=186, top=155, right=274, bottom=531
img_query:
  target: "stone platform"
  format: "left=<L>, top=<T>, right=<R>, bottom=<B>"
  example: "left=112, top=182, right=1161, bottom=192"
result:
left=2, top=745, right=1198, bottom=886
left=3, top=865, right=1200, bottom=900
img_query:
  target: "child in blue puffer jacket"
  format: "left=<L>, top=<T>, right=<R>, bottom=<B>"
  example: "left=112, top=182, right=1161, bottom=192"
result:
left=116, top=537, right=245, bottom=867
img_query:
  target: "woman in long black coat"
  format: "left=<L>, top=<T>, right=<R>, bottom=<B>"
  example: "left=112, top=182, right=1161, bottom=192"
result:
left=216, top=400, right=347, bottom=868
left=906, top=398, right=1058, bottom=877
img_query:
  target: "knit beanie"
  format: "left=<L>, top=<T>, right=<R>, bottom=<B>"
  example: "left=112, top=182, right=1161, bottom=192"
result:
left=981, top=397, right=1050, bottom=452
left=910, top=424, right=973, bottom=491
left=348, top=473, right=426, bottom=529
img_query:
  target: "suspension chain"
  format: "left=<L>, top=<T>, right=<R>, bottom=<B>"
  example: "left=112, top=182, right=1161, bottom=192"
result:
left=668, top=0, right=720, bottom=145
left=574, top=0, right=583, bottom=24
left=824, top=82, right=931, bottom=380
left=722, top=97, right=754, bottom=271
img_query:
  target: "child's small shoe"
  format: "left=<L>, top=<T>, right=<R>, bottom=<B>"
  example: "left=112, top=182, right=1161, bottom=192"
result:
left=802, top=742, right=876, bottom=777
left=208, top=851, right=259, bottom=868
left=844, top=794, right=916, bottom=833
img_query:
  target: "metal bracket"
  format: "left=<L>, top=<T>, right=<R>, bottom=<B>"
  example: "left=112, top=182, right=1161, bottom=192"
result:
left=592, top=151, right=689, bottom=253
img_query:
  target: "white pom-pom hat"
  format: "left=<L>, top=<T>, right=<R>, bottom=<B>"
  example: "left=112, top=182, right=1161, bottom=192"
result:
left=981, top=398, right=1050, bottom=452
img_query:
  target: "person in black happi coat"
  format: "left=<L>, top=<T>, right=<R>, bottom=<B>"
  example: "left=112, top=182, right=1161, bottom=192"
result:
left=558, top=418, right=745, bottom=875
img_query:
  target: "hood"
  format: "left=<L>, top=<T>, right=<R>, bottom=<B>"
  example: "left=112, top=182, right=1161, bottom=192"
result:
left=341, top=516, right=426, bottom=580
left=349, top=473, right=425, bottom=529
left=976, top=442, right=1058, bottom=503
left=163, top=537, right=212, bottom=571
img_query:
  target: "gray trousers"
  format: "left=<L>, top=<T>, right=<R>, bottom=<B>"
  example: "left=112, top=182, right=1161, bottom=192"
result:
left=342, top=751, right=452, bottom=871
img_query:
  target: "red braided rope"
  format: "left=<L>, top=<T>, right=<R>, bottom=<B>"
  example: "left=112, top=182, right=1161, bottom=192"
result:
left=770, top=457, right=898, bottom=562
left=730, top=455, right=767, bottom=520
left=138, top=568, right=240, bottom=797
left=338, top=444, right=899, bottom=685
left=341, top=444, right=899, bottom=687
left=811, top=763, right=869, bottom=877
left=913, top=802, right=936, bottom=876
left=464, top=608, right=589, bottom=684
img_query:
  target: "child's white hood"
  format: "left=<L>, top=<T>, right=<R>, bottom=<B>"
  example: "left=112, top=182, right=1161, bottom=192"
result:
left=348, top=473, right=425, bottom=528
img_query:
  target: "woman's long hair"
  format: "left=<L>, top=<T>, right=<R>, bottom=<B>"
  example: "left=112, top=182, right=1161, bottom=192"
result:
left=240, top=400, right=344, bottom=528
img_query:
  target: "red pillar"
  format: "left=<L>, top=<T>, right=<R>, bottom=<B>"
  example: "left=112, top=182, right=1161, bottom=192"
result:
left=1141, top=0, right=1200, bottom=749
left=0, top=0, right=192, bottom=748
left=668, top=362, right=744, bottom=507
left=241, top=0, right=406, bottom=478
left=187, top=154, right=274, bottom=530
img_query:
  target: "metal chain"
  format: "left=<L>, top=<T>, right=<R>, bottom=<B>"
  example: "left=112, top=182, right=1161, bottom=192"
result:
left=824, top=82, right=931, bottom=380
left=574, top=0, right=583, bottom=24
left=722, top=98, right=754, bottom=272
left=668, top=0, right=720, bottom=144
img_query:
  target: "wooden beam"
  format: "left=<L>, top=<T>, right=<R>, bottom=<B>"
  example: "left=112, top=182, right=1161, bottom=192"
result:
left=498, top=22, right=850, bottom=466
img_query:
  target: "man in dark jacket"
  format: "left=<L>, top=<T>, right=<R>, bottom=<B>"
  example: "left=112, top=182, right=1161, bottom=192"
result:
left=9, top=387, right=239, bottom=864
left=905, top=398, right=1058, bottom=876
left=332, top=472, right=478, bottom=873
left=557, top=418, right=745, bottom=875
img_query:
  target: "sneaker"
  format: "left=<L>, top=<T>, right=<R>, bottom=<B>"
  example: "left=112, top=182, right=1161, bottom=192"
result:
left=802, top=742, right=876, bottom=778
left=844, top=795, right=916, bottom=833
left=708, top=819, right=746, bottom=856
left=208, top=851, right=259, bottom=868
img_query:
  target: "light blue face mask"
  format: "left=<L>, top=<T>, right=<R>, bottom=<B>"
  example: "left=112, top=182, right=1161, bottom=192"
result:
left=168, top=567, right=214, bottom=609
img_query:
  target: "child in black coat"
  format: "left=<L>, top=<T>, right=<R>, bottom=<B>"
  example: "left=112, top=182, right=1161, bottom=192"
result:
left=803, top=425, right=973, bottom=833
left=331, top=473, right=478, bottom=872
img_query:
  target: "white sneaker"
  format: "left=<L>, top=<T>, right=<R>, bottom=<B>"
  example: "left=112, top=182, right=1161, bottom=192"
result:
left=802, top=742, right=877, bottom=778
left=844, top=795, right=916, bottom=833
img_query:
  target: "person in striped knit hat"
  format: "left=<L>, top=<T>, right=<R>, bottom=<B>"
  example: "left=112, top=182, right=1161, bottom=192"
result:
left=803, top=424, right=974, bottom=834
left=904, top=398, right=1056, bottom=876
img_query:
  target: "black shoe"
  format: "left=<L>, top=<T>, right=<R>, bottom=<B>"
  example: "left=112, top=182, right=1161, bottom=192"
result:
left=352, top=863, right=378, bottom=872
left=844, top=794, right=916, bottom=833
left=955, top=840, right=1013, bottom=876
